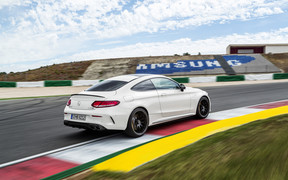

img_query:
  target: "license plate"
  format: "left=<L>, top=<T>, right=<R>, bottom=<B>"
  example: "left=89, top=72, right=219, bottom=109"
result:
left=71, top=114, right=86, bottom=121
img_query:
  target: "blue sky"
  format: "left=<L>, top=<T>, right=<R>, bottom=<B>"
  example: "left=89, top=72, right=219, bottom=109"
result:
left=0, top=0, right=288, bottom=73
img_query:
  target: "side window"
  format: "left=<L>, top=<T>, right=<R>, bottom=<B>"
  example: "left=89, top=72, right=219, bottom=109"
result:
left=131, top=80, right=156, bottom=91
left=151, top=78, right=180, bottom=90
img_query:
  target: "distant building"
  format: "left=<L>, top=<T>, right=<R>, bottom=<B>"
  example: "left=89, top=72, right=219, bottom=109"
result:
left=226, top=44, right=288, bottom=54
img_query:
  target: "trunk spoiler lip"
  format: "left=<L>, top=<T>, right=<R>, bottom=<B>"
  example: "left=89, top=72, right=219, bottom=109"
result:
left=70, top=94, right=105, bottom=98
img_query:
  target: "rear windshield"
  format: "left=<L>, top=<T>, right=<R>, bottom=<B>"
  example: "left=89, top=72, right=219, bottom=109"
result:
left=87, top=80, right=128, bottom=91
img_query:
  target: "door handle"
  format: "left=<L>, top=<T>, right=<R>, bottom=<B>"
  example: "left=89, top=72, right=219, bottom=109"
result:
left=160, top=93, right=167, bottom=96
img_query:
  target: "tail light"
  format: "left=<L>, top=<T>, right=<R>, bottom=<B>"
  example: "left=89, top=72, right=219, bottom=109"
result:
left=67, top=99, right=71, bottom=106
left=92, top=101, right=120, bottom=108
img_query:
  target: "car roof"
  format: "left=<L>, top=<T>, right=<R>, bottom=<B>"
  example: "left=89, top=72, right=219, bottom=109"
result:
left=107, top=74, right=166, bottom=82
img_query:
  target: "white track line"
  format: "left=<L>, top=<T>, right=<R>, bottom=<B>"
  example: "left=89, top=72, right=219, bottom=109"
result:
left=208, top=107, right=263, bottom=120
left=49, top=134, right=161, bottom=164
left=0, top=133, right=120, bottom=168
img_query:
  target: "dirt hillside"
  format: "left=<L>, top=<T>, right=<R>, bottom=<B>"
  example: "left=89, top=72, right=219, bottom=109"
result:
left=81, top=55, right=214, bottom=80
left=0, top=61, right=94, bottom=82
left=263, top=53, right=288, bottom=73
left=0, top=53, right=287, bottom=81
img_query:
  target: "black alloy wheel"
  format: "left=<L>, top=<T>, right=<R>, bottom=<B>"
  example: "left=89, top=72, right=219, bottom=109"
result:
left=196, top=96, right=210, bottom=119
left=125, top=108, right=149, bottom=137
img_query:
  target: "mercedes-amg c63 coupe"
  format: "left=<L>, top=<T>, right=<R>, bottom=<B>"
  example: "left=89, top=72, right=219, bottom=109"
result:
left=64, top=74, right=210, bottom=137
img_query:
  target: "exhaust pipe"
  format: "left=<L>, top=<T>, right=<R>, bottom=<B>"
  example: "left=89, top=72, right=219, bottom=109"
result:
left=64, top=121, right=106, bottom=131
left=89, top=124, right=106, bottom=131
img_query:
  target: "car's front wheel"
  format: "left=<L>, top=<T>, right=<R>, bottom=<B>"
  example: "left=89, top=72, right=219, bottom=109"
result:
left=125, top=108, right=149, bottom=137
left=195, top=96, right=210, bottom=119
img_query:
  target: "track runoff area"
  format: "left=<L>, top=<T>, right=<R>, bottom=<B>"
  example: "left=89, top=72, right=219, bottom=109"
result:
left=0, top=100, right=288, bottom=179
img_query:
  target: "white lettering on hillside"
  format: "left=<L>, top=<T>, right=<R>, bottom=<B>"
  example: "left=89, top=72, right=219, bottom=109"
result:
left=228, top=60, right=242, bottom=66
left=189, top=61, right=204, bottom=67
left=151, top=63, right=170, bottom=69
left=206, top=61, right=220, bottom=67
left=174, top=62, right=187, bottom=68
left=136, top=64, right=148, bottom=70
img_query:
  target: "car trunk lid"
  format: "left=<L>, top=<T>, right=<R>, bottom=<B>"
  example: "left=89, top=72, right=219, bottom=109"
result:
left=68, top=91, right=117, bottom=110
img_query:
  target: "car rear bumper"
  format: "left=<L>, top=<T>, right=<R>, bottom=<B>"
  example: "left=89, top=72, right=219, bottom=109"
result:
left=64, top=120, right=106, bottom=131
left=64, top=107, right=129, bottom=130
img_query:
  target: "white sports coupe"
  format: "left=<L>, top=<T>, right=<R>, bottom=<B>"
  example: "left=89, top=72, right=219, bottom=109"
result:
left=64, top=74, right=210, bottom=137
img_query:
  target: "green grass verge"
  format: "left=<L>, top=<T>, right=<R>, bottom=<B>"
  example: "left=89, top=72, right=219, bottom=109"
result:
left=86, top=114, right=288, bottom=180
left=0, top=94, right=70, bottom=101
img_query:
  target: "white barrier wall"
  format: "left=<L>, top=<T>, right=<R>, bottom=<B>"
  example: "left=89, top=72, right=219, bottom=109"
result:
left=265, top=45, right=288, bottom=54
left=245, top=74, right=273, bottom=81
left=189, top=76, right=217, bottom=83
left=72, top=80, right=100, bottom=86
left=17, top=81, right=44, bottom=87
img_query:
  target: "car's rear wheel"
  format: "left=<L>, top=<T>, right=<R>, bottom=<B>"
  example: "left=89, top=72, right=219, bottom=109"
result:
left=195, top=96, right=210, bottom=119
left=125, top=108, right=149, bottom=137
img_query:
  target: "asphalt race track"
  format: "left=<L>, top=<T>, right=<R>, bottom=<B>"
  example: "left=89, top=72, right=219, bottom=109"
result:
left=1, top=81, right=288, bottom=164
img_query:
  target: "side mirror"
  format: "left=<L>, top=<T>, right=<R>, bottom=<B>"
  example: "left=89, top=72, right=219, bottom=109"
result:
left=179, top=83, right=186, bottom=92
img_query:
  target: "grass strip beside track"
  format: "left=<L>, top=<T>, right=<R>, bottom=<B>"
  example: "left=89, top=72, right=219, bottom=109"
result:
left=92, top=105, right=288, bottom=172
left=87, top=114, right=288, bottom=180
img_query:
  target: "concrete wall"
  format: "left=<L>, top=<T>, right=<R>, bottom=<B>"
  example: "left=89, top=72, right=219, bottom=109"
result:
left=265, top=45, right=288, bottom=54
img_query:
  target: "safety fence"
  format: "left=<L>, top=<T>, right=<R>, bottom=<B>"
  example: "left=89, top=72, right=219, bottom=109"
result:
left=0, top=73, right=288, bottom=88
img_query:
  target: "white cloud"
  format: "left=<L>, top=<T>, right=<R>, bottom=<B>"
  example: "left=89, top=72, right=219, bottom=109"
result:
left=0, top=30, right=83, bottom=64
left=0, top=0, right=287, bottom=71
left=58, top=27, right=288, bottom=60
left=96, top=41, right=123, bottom=46
left=2, top=26, right=287, bottom=73
left=0, top=0, right=23, bottom=9
left=4, top=0, right=288, bottom=37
